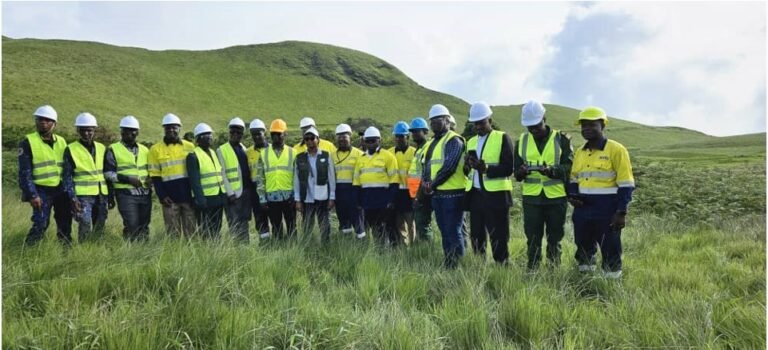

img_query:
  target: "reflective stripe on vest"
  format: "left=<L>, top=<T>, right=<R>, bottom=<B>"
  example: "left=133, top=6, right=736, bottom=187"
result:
left=465, top=130, right=513, bottom=192
left=429, top=130, right=466, bottom=191
left=333, top=148, right=362, bottom=184
left=388, top=146, right=415, bottom=189
left=69, top=141, right=108, bottom=196
left=149, top=140, right=194, bottom=182
left=110, top=142, right=149, bottom=190
left=27, top=132, right=67, bottom=187
left=217, top=142, right=244, bottom=194
left=264, top=145, right=294, bottom=192
left=518, top=130, right=566, bottom=198
left=193, top=147, right=225, bottom=196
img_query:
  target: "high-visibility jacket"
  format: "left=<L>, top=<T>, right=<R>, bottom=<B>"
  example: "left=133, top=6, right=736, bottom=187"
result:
left=332, top=147, right=364, bottom=184
left=570, top=139, right=635, bottom=195
left=466, top=130, right=513, bottom=192
left=428, top=130, right=466, bottom=191
left=148, top=140, right=195, bottom=182
left=110, top=142, right=150, bottom=190
left=26, top=132, right=67, bottom=187
left=68, top=141, right=108, bottom=196
left=193, top=147, right=226, bottom=196
left=517, top=130, right=566, bottom=198
left=407, top=140, right=432, bottom=198
left=388, top=146, right=416, bottom=190
left=294, top=138, right=337, bottom=155
left=216, top=142, right=246, bottom=197
left=263, top=145, right=294, bottom=193
left=353, top=148, right=399, bottom=189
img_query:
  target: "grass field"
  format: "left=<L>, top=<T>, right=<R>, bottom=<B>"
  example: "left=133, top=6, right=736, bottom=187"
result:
left=2, top=160, right=765, bottom=349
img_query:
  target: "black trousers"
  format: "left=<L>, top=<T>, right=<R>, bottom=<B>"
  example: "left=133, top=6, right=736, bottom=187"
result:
left=468, top=189, right=510, bottom=263
left=301, top=201, right=331, bottom=242
left=251, top=192, right=271, bottom=236
left=268, top=200, right=296, bottom=239
left=197, top=204, right=224, bottom=239
left=523, top=200, right=567, bottom=268
left=364, top=208, right=398, bottom=246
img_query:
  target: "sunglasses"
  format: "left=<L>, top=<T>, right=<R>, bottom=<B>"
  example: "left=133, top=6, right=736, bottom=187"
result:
left=365, top=139, right=378, bottom=144
left=303, top=136, right=317, bottom=141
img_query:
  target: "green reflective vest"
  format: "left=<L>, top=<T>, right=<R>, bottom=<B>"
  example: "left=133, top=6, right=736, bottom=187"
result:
left=465, top=130, right=513, bottom=192
left=429, top=130, right=466, bottom=191
left=26, top=132, right=67, bottom=187
left=110, top=142, right=149, bottom=190
left=264, top=145, right=294, bottom=193
left=193, top=147, right=226, bottom=196
left=69, top=141, right=108, bottom=196
left=518, top=130, right=566, bottom=198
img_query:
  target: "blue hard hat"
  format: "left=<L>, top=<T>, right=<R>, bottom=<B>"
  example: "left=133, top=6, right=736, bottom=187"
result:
left=393, top=121, right=410, bottom=135
left=409, top=117, right=428, bottom=131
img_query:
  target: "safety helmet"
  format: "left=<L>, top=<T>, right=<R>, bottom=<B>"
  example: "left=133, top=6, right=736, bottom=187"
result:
left=299, top=117, right=316, bottom=129
left=249, top=119, right=266, bottom=130
left=576, top=106, right=608, bottom=126
left=304, top=127, right=320, bottom=137
left=229, top=117, right=246, bottom=128
left=521, top=100, right=546, bottom=127
left=270, top=119, right=288, bottom=133
left=162, top=113, right=182, bottom=126
left=193, top=123, right=214, bottom=137
left=392, top=121, right=410, bottom=135
left=363, top=126, right=381, bottom=138
left=335, top=123, right=352, bottom=134
left=409, top=117, right=428, bottom=131
left=33, top=105, right=58, bottom=121
left=74, top=112, right=98, bottom=127
left=120, top=115, right=140, bottom=129
left=468, top=102, right=492, bottom=122
left=428, top=104, right=452, bottom=119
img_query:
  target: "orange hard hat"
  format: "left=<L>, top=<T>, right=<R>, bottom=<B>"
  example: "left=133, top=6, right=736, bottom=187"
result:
left=270, top=119, right=288, bottom=133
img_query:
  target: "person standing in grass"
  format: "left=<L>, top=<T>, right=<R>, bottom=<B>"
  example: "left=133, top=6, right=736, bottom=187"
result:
left=294, top=127, right=336, bottom=243
left=18, top=105, right=73, bottom=246
left=247, top=119, right=271, bottom=240
left=62, top=112, right=110, bottom=242
left=422, top=104, right=468, bottom=269
left=407, top=117, right=434, bottom=242
left=255, top=119, right=297, bottom=240
left=568, top=106, right=635, bottom=279
left=187, top=123, right=227, bottom=239
left=464, top=102, right=515, bottom=265
left=148, top=113, right=196, bottom=237
left=332, top=123, right=366, bottom=239
left=104, top=116, right=152, bottom=242
left=388, top=121, right=417, bottom=245
left=217, top=117, right=252, bottom=243
left=514, top=100, right=573, bottom=270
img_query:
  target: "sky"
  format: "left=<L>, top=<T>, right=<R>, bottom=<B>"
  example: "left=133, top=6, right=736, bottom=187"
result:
left=2, top=1, right=766, bottom=136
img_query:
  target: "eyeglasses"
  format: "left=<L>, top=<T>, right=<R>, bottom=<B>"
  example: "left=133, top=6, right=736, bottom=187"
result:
left=303, top=136, right=317, bottom=141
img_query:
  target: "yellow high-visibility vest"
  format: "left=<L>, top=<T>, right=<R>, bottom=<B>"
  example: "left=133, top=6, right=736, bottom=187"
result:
left=406, top=140, right=432, bottom=198
left=263, top=145, right=294, bottom=193
left=26, top=132, right=67, bottom=187
left=518, top=130, right=566, bottom=198
left=193, top=147, right=226, bottom=196
left=428, top=130, right=466, bottom=191
left=246, top=146, right=263, bottom=183
left=68, top=141, right=108, bottom=196
left=353, top=148, right=399, bottom=189
left=570, top=139, right=635, bottom=195
left=466, top=130, right=513, bottom=192
left=110, top=142, right=149, bottom=190
left=388, top=146, right=416, bottom=189
left=216, top=142, right=245, bottom=196
left=332, top=147, right=363, bottom=184
left=148, top=140, right=195, bottom=182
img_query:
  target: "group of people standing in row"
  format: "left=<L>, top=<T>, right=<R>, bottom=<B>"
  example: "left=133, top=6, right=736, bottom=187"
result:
left=18, top=100, right=634, bottom=277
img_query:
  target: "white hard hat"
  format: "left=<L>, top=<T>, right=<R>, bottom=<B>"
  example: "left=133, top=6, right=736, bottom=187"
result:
left=34, top=105, right=58, bottom=121
left=249, top=119, right=266, bottom=130
left=363, top=126, right=381, bottom=138
left=162, top=113, right=182, bottom=126
left=521, top=100, right=546, bottom=127
left=74, top=112, right=98, bottom=127
left=468, top=102, right=493, bottom=122
left=193, top=123, right=213, bottom=137
left=335, top=123, right=352, bottom=134
left=304, top=127, right=320, bottom=137
left=229, top=117, right=246, bottom=128
left=299, top=117, right=316, bottom=128
left=120, top=115, right=140, bottom=129
left=428, top=104, right=452, bottom=119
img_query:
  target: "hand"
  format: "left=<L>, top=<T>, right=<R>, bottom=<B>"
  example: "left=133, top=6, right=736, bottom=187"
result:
left=327, top=200, right=335, bottom=210
left=515, top=164, right=529, bottom=180
left=567, top=196, right=584, bottom=208
left=108, top=197, right=116, bottom=210
left=29, top=196, right=42, bottom=210
left=295, top=202, right=303, bottom=212
left=475, top=159, right=487, bottom=173
left=71, top=199, right=82, bottom=215
left=465, top=155, right=477, bottom=168
left=537, top=162, right=553, bottom=178
left=162, top=197, right=174, bottom=207
left=127, top=176, right=143, bottom=188
left=610, top=212, right=627, bottom=231
left=423, top=181, right=433, bottom=195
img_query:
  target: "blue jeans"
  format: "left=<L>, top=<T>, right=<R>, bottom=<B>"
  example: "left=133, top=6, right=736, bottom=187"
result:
left=76, top=195, right=108, bottom=242
left=335, top=184, right=364, bottom=234
left=25, top=187, right=73, bottom=246
left=432, top=194, right=466, bottom=268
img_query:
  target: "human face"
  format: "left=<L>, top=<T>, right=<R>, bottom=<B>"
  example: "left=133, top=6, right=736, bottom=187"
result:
left=197, top=132, right=213, bottom=148
left=164, top=124, right=180, bottom=140
left=580, top=120, right=604, bottom=141
left=364, top=137, right=380, bottom=152
left=250, top=129, right=266, bottom=148
left=527, top=118, right=548, bottom=139
left=304, top=134, right=318, bottom=152
left=270, top=132, right=285, bottom=147
left=35, top=116, right=56, bottom=136
left=229, top=126, right=244, bottom=144
left=336, top=133, right=351, bottom=150
left=78, top=126, right=96, bottom=145
left=430, top=116, right=448, bottom=134
left=395, top=134, right=408, bottom=149
left=410, top=129, right=427, bottom=143
left=121, top=127, right=139, bottom=145
left=473, top=118, right=492, bottom=136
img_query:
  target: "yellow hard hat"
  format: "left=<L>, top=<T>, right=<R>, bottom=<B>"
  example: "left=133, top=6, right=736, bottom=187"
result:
left=270, top=119, right=288, bottom=133
left=575, top=106, right=608, bottom=126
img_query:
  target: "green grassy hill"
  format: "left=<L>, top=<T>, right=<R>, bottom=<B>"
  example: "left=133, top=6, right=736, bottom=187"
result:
left=2, top=36, right=764, bottom=162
